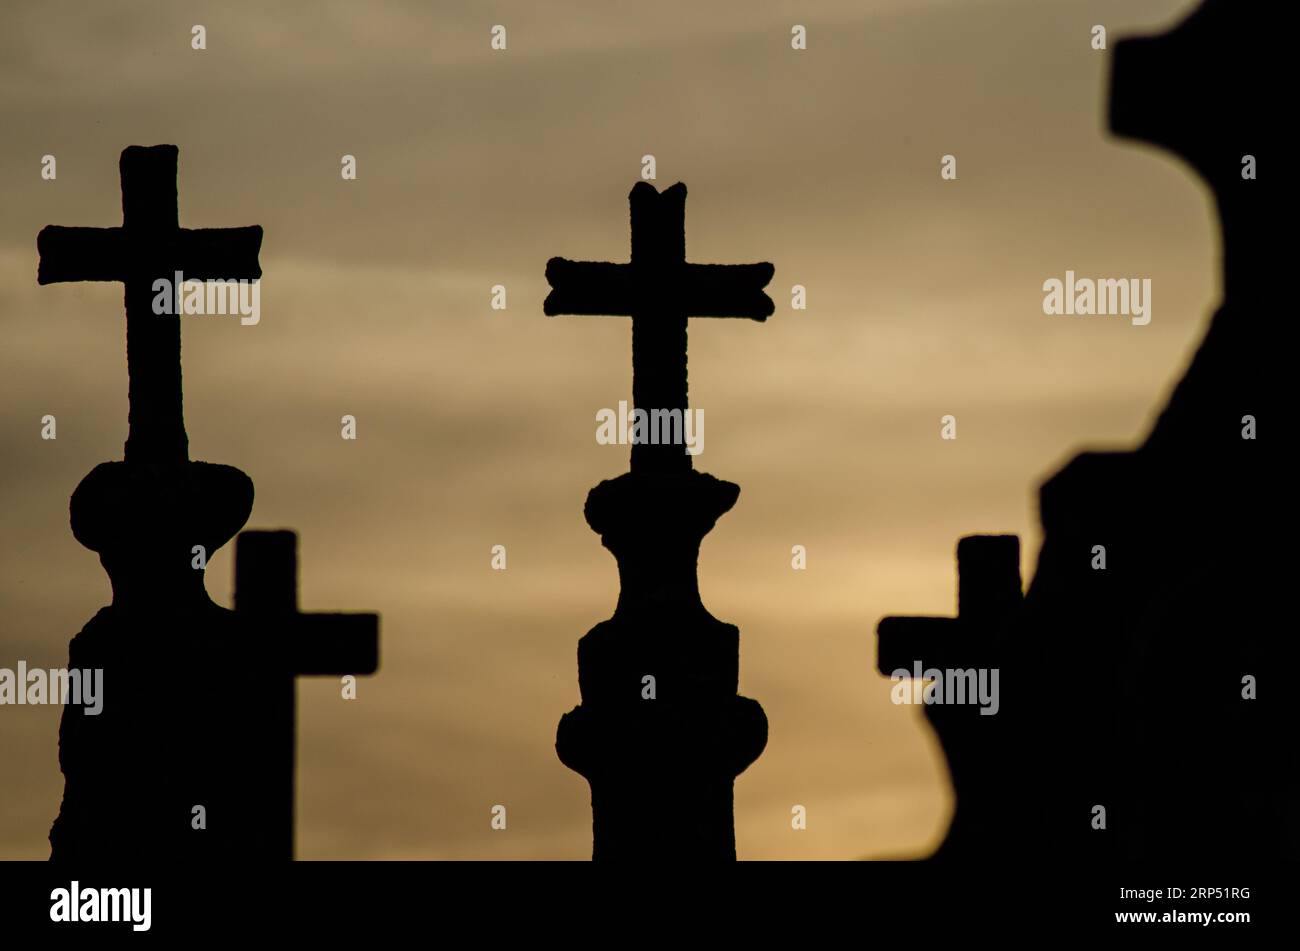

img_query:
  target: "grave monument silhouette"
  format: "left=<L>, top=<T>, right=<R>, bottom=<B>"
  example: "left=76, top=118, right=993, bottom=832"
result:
left=877, top=0, right=1286, bottom=862
left=547, top=182, right=773, bottom=860
left=38, top=145, right=378, bottom=860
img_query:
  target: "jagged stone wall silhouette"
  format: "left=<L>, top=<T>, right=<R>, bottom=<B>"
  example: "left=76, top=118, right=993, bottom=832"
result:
left=877, top=0, right=1287, bottom=862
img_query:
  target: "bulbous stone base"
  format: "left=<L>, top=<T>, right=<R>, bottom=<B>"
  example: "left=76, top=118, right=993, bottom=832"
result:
left=71, top=460, right=253, bottom=558
left=50, top=458, right=260, bottom=861
left=557, top=469, right=768, bottom=860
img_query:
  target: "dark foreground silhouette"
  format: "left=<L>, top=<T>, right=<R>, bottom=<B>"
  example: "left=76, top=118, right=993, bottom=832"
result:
left=878, top=0, right=1287, bottom=862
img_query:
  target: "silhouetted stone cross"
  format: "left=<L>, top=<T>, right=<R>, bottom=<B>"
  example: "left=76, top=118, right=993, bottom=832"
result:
left=234, top=530, right=379, bottom=859
left=37, top=144, right=262, bottom=464
left=546, top=182, right=773, bottom=860
left=876, top=535, right=1021, bottom=860
left=545, top=182, right=774, bottom=473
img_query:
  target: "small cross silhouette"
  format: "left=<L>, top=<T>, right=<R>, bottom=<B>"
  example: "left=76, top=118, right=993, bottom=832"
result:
left=234, top=530, right=380, bottom=859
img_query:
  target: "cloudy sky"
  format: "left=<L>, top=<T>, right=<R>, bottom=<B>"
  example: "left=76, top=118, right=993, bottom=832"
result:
left=1, top=0, right=1214, bottom=858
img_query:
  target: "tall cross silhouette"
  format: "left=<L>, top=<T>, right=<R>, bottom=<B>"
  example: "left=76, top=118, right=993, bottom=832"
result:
left=547, top=182, right=774, bottom=859
left=545, top=181, right=774, bottom=472
left=37, top=144, right=262, bottom=463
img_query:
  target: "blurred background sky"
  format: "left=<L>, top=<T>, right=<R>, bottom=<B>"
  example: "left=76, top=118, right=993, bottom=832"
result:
left=1, top=0, right=1213, bottom=858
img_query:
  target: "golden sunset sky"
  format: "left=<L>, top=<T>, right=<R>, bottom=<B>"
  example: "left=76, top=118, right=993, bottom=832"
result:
left=1, top=0, right=1215, bottom=858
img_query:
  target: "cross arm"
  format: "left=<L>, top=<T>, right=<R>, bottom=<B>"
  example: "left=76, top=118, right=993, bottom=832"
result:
left=37, top=227, right=128, bottom=284
left=679, top=263, right=775, bottom=319
left=876, top=616, right=993, bottom=675
left=286, top=613, right=379, bottom=676
left=544, top=260, right=634, bottom=315
left=176, top=227, right=263, bottom=281
left=544, top=259, right=775, bottom=319
left=37, top=225, right=263, bottom=285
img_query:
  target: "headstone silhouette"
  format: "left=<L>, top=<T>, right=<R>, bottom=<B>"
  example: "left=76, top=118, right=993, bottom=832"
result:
left=875, top=0, right=1287, bottom=862
left=233, top=530, right=379, bottom=859
left=547, top=182, right=772, bottom=859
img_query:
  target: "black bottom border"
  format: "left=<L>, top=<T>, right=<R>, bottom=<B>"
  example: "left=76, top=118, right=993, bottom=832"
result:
left=0, top=859, right=1287, bottom=938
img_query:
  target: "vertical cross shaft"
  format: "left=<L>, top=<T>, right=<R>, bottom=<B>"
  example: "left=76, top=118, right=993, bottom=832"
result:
left=122, top=147, right=186, bottom=463
left=629, top=183, right=688, bottom=473
left=234, top=531, right=297, bottom=859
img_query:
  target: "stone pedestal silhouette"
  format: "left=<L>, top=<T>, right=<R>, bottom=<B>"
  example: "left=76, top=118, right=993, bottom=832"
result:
left=546, top=183, right=773, bottom=859
left=556, top=472, right=768, bottom=859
